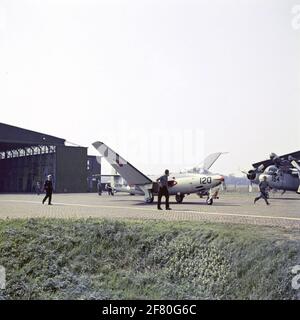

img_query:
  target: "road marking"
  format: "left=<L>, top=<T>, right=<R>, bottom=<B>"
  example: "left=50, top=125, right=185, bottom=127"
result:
left=0, top=199, right=300, bottom=222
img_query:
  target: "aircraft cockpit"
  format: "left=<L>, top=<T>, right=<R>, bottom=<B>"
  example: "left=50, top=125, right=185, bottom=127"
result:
left=264, top=165, right=278, bottom=175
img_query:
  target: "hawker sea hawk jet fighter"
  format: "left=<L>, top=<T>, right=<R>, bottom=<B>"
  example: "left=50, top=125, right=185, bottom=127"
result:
left=93, top=141, right=225, bottom=205
left=245, top=151, right=300, bottom=194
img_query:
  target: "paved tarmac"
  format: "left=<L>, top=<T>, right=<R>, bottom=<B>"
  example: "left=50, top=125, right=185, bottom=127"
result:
left=0, top=192, right=299, bottom=229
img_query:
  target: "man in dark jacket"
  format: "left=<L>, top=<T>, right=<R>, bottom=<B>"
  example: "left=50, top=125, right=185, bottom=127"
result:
left=42, top=175, right=53, bottom=205
left=156, top=169, right=171, bottom=210
left=97, top=180, right=102, bottom=195
left=254, top=176, right=270, bottom=205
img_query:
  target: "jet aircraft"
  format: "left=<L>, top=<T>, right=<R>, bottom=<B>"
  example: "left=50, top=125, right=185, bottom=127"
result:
left=93, top=141, right=225, bottom=205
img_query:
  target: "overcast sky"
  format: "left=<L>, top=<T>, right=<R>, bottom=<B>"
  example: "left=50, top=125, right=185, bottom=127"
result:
left=1, top=0, right=299, bottom=175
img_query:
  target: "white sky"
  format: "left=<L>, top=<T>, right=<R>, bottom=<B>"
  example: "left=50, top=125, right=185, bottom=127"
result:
left=1, top=0, right=299, bottom=175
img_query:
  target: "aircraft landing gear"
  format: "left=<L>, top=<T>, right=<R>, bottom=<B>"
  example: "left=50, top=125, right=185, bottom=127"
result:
left=206, top=188, right=214, bottom=205
left=147, top=196, right=154, bottom=203
left=175, top=194, right=185, bottom=203
left=206, top=197, right=213, bottom=205
left=145, top=194, right=154, bottom=203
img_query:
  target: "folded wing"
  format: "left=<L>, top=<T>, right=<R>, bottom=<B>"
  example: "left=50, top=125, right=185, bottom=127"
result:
left=252, top=151, right=300, bottom=169
left=92, top=141, right=153, bottom=186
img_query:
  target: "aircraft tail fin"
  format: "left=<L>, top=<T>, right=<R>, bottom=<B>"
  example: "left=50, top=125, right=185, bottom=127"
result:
left=199, top=152, right=227, bottom=171
left=202, top=152, right=227, bottom=171
left=92, top=141, right=153, bottom=186
left=180, top=152, right=226, bottom=174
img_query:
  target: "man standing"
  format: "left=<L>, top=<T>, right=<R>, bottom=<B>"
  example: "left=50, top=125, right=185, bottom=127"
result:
left=97, top=180, right=102, bottom=196
left=42, top=175, right=53, bottom=205
left=35, top=181, right=41, bottom=195
left=254, top=176, right=270, bottom=205
left=156, top=169, right=171, bottom=210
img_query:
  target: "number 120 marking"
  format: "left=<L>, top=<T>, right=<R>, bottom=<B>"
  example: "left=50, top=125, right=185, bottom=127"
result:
left=200, top=177, right=211, bottom=184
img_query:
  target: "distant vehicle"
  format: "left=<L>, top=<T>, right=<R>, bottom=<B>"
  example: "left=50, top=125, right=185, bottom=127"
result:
left=92, top=141, right=225, bottom=205
left=112, top=181, right=137, bottom=195
left=245, top=151, right=300, bottom=194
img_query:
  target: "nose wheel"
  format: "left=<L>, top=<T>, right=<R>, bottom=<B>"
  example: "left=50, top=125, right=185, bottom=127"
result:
left=145, top=194, right=154, bottom=203
left=206, top=197, right=213, bottom=205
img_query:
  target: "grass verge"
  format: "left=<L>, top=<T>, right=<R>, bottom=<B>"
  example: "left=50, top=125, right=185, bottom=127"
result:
left=0, top=218, right=299, bottom=300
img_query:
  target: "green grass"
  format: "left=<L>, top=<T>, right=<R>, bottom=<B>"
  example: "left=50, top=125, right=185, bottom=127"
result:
left=0, top=218, right=299, bottom=300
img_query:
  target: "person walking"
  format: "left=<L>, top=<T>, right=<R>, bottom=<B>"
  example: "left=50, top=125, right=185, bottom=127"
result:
left=254, top=176, right=270, bottom=205
left=156, top=169, right=171, bottom=210
left=42, top=175, right=53, bottom=205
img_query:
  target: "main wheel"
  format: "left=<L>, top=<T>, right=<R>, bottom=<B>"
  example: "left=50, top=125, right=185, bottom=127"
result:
left=175, top=194, right=184, bottom=203
left=145, top=195, right=154, bottom=203
left=206, top=198, right=213, bottom=205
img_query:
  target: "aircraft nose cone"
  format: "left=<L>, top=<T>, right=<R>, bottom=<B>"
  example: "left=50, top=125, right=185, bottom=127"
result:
left=215, top=175, right=224, bottom=182
left=212, top=175, right=224, bottom=184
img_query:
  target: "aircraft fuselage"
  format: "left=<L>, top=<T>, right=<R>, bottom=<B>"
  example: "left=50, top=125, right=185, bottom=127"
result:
left=157, top=173, right=224, bottom=196
left=258, top=172, right=299, bottom=192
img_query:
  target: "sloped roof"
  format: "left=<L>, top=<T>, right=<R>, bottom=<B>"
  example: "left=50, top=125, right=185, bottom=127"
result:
left=0, top=122, right=65, bottom=152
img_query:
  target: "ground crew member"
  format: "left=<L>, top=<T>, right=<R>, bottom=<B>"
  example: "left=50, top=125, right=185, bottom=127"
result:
left=254, top=176, right=270, bottom=205
left=35, top=181, right=41, bottom=195
left=108, top=184, right=114, bottom=196
left=105, top=183, right=114, bottom=196
left=156, top=169, right=171, bottom=210
left=97, top=180, right=102, bottom=195
left=42, top=175, right=53, bottom=205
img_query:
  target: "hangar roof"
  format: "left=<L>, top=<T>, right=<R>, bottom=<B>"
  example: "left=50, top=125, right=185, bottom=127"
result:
left=0, top=122, right=66, bottom=152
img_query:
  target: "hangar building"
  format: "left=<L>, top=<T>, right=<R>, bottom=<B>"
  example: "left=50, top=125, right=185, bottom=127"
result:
left=0, top=123, right=101, bottom=193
